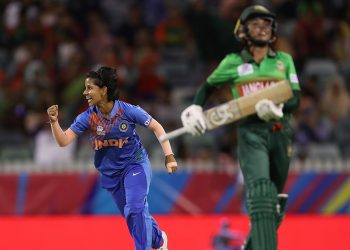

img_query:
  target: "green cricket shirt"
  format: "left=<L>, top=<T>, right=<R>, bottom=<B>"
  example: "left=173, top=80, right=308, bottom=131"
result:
left=205, top=49, right=300, bottom=123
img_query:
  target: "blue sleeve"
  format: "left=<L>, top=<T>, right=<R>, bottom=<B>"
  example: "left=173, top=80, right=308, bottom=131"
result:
left=124, top=103, right=152, bottom=127
left=70, top=111, right=90, bottom=135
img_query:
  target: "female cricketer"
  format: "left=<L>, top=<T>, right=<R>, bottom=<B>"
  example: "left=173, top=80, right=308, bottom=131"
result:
left=47, top=66, right=176, bottom=250
left=180, top=5, right=301, bottom=250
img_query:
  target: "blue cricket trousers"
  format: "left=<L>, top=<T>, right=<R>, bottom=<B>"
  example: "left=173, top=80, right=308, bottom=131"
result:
left=107, top=157, right=163, bottom=250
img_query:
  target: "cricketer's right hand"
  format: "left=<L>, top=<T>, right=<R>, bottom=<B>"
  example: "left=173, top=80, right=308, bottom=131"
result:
left=165, top=154, right=177, bottom=174
left=47, top=105, right=59, bottom=123
left=181, top=104, right=207, bottom=136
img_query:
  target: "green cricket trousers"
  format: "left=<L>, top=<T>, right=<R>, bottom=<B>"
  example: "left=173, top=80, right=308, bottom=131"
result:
left=237, top=120, right=293, bottom=192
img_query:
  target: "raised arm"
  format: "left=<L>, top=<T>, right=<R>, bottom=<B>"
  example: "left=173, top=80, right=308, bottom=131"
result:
left=47, top=105, right=78, bottom=147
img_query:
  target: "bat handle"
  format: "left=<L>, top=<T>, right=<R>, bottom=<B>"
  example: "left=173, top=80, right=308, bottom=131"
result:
left=159, top=127, right=188, bottom=142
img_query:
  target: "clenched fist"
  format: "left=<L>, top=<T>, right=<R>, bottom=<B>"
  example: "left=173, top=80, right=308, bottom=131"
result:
left=47, top=105, right=59, bottom=123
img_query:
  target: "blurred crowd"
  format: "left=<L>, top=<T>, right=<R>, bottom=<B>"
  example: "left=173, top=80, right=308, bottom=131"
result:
left=0, top=0, right=350, bottom=166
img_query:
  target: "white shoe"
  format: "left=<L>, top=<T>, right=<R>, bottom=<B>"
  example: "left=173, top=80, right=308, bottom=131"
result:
left=156, top=231, right=168, bottom=250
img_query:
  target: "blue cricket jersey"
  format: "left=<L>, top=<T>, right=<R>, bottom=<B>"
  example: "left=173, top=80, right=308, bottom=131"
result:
left=70, top=101, right=152, bottom=178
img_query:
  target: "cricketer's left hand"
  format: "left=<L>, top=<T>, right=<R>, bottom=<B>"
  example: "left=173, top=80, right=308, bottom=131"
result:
left=255, top=99, right=284, bottom=122
left=165, top=154, right=177, bottom=174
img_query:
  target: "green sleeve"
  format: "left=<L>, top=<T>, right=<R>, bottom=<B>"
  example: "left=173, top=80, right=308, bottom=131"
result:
left=283, top=90, right=300, bottom=113
left=193, top=81, right=216, bottom=106
left=283, top=53, right=301, bottom=112
left=194, top=54, right=236, bottom=106
left=207, top=54, right=236, bottom=85
left=285, top=53, right=301, bottom=91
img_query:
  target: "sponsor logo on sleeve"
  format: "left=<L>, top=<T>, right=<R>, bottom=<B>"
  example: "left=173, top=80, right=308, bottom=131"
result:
left=289, top=73, right=299, bottom=83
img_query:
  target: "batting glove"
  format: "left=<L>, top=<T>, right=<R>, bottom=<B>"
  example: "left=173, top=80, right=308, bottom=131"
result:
left=181, top=104, right=207, bottom=136
left=255, top=99, right=284, bottom=122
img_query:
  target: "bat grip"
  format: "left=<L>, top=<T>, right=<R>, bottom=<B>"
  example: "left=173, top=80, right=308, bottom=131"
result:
left=159, top=127, right=188, bottom=142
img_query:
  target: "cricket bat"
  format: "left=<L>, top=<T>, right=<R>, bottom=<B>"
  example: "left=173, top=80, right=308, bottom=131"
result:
left=159, top=80, right=293, bottom=142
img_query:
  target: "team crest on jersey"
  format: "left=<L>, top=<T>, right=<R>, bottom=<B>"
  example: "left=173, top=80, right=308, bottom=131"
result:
left=119, top=122, right=128, bottom=132
left=238, top=63, right=254, bottom=76
left=96, top=125, right=106, bottom=136
left=276, top=60, right=285, bottom=72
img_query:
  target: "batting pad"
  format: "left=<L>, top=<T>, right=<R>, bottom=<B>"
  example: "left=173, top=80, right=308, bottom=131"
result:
left=242, top=193, right=288, bottom=250
left=246, top=178, right=278, bottom=250
left=276, top=194, right=288, bottom=227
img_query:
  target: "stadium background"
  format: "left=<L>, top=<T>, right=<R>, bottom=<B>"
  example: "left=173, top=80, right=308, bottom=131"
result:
left=1, top=0, right=350, bottom=249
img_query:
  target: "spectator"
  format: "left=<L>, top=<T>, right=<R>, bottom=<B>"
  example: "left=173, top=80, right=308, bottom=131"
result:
left=320, top=74, right=350, bottom=123
left=212, top=217, right=245, bottom=250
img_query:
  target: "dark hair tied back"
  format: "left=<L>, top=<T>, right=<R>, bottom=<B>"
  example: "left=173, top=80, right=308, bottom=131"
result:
left=87, top=66, right=119, bottom=101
